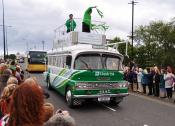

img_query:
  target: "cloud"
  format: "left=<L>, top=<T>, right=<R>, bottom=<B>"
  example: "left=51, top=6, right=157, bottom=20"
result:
left=0, top=0, right=175, bottom=55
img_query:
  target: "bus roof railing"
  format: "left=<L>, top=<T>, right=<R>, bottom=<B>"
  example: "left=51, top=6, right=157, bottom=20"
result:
left=54, top=18, right=108, bottom=40
left=106, top=40, right=129, bottom=58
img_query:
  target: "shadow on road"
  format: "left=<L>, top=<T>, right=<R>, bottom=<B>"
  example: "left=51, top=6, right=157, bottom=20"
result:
left=44, top=86, right=123, bottom=112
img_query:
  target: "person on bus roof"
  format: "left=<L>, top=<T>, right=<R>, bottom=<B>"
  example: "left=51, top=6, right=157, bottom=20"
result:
left=65, top=14, right=76, bottom=33
left=82, top=6, right=97, bottom=33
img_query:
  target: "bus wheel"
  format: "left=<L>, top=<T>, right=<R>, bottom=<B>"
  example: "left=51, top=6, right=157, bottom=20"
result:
left=47, top=77, right=52, bottom=90
left=66, top=89, right=74, bottom=108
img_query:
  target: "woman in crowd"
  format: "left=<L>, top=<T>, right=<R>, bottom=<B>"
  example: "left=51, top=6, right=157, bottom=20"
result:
left=0, top=69, right=12, bottom=94
left=0, top=80, right=45, bottom=126
left=154, top=67, right=160, bottom=97
left=159, top=68, right=166, bottom=98
left=147, top=68, right=154, bottom=95
left=0, top=84, right=18, bottom=119
left=141, top=69, right=148, bottom=94
left=25, top=77, right=50, bottom=99
left=137, top=68, right=143, bottom=92
left=164, top=66, right=175, bottom=99
left=6, top=77, right=18, bottom=85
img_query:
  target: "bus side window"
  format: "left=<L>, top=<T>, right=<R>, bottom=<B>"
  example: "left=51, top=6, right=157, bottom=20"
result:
left=66, top=56, right=72, bottom=69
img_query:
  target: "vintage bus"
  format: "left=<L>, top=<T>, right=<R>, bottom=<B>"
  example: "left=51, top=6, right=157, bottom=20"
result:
left=44, top=30, right=129, bottom=107
left=26, top=50, right=47, bottom=72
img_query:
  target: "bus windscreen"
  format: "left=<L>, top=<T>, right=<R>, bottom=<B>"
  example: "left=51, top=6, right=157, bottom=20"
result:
left=29, top=52, right=47, bottom=64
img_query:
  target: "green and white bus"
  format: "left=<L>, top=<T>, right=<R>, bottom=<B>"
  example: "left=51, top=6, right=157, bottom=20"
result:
left=44, top=27, right=128, bottom=108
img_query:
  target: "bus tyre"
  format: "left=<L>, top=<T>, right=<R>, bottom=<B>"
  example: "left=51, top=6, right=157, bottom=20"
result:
left=47, top=77, right=52, bottom=90
left=66, top=88, right=75, bottom=108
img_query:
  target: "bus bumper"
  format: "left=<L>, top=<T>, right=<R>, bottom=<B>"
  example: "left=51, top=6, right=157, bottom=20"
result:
left=73, top=93, right=129, bottom=99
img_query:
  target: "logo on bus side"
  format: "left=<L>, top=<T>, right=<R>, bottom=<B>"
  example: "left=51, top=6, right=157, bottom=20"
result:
left=95, top=71, right=114, bottom=77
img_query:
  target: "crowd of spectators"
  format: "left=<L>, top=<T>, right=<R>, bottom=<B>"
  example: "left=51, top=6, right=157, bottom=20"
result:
left=124, top=61, right=175, bottom=101
left=0, top=60, right=76, bottom=126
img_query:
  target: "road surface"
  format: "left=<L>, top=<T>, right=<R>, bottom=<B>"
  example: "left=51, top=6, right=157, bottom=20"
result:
left=29, top=72, right=175, bottom=126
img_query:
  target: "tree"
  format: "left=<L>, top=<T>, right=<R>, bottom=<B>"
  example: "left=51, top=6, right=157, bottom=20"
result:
left=8, top=54, right=16, bottom=60
left=134, top=19, right=175, bottom=68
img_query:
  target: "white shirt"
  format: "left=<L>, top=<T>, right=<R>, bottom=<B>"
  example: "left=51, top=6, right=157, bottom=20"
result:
left=164, top=73, right=175, bottom=88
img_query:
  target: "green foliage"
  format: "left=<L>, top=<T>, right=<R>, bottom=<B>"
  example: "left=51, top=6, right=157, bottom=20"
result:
left=109, top=18, right=175, bottom=68
left=8, top=54, right=16, bottom=60
left=134, top=19, right=175, bottom=68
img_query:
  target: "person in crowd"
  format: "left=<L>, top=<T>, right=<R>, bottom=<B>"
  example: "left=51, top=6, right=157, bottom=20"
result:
left=25, top=77, right=50, bottom=99
left=0, top=69, right=12, bottom=94
left=159, top=68, right=166, bottom=98
left=154, top=67, right=160, bottom=96
left=43, top=102, right=55, bottom=122
left=137, top=68, right=143, bottom=92
left=0, top=84, right=18, bottom=119
left=123, top=67, right=129, bottom=81
left=15, top=65, right=23, bottom=84
left=9, top=61, right=16, bottom=77
left=164, top=66, right=175, bottom=99
left=0, top=80, right=45, bottom=126
left=133, top=68, right=138, bottom=92
left=129, top=60, right=136, bottom=71
left=147, top=68, right=154, bottom=95
left=0, top=64, right=8, bottom=75
left=127, top=69, right=134, bottom=91
left=82, top=6, right=97, bottom=32
left=141, top=69, right=148, bottom=94
left=65, top=14, right=76, bottom=33
left=6, top=76, right=18, bottom=85
left=44, top=109, right=76, bottom=126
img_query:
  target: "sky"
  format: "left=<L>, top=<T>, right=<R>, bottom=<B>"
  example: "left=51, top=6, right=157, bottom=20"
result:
left=0, top=0, right=175, bottom=55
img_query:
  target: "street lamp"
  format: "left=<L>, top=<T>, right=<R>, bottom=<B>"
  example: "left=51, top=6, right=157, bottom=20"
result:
left=128, top=0, right=138, bottom=60
left=42, top=40, right=45, bottom=50
left=0, top=25, right=13, bottom=58
left=5, top=26, right=12, bottom=57
left=1, top=0, right=6, bottom=60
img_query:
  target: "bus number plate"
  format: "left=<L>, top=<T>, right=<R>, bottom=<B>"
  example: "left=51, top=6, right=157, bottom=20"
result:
left=98, top=96, right=110, bottom=102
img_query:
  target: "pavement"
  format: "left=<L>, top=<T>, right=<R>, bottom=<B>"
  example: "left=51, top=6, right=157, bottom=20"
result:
left=129, top=90, right=175, bottom=104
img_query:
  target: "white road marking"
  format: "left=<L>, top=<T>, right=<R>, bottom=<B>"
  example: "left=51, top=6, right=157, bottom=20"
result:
left=101, top=104, right=116, bottom=112
left=130, top=92, right=175, bottom=108
left=144, top=124, right=149, bottom=126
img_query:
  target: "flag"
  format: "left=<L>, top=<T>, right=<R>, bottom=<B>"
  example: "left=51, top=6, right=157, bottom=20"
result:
left=96, top=8, right=104, bottom=18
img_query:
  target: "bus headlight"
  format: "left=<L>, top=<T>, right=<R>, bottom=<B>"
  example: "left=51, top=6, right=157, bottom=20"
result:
left=118, top=82, right=128, bottom=88
left=76, top=83, right=92, bottom=89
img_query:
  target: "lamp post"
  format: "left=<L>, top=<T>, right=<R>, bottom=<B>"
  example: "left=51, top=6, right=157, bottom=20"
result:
left=128, top=0, right=138, bottom=60
left=42, top=40, right=45, bottom=50
left=5, top=26, right=12, bottom=57
left=2, top=0, right=6, bottom=60
left=1, top=25, right=13, bottom=58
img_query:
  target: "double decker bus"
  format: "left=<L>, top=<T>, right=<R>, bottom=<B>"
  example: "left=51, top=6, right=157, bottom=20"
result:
left=26, top=51, right=47, bottom=72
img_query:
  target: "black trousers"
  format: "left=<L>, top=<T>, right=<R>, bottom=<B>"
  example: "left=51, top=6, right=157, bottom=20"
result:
left=148, top=83, right=153, bottom=95
left=166, top=88, right=172, bottom=98
left=154, top=83, right=159, bottom=96
left=142, top=85, right=146, bottom=94
left=82, top=22, right=90, bottom=32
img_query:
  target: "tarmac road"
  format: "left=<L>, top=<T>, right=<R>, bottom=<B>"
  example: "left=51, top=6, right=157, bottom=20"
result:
left=29, top=72, right=175, bottom=126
